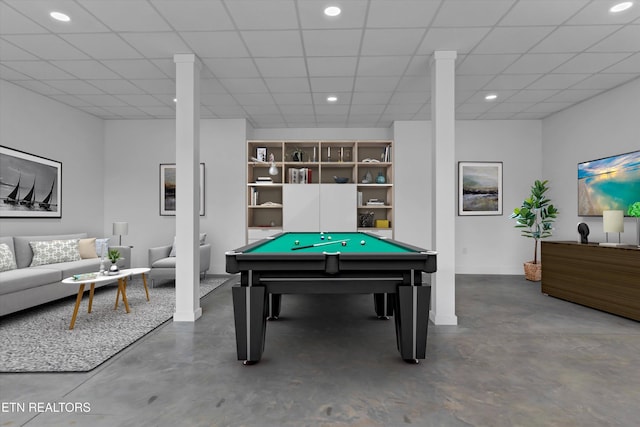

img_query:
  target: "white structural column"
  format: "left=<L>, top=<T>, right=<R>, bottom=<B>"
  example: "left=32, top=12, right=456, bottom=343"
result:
left=430, top=51, right=458, bottom=325
left=173, top=53, right=202, bottom=322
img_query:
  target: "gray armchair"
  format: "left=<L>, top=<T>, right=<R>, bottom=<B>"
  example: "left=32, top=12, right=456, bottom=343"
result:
left=148, top=241, right=211, bottom=286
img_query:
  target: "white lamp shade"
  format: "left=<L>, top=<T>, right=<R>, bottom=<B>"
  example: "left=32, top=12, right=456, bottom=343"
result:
left=602, top=210, right=624, bottom=233
left=113, top=222, right=129, bottom=236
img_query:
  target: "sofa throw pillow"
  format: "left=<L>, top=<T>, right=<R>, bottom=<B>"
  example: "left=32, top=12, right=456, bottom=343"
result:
left=0, top=243, right=17, bottom=272
left=79, top=238, right=98, bottom=259
left=29, top=239, right=81, bottom=267
left=169, top=233, right=207, bottom=257
left=95, top=238, right=110, bottom=258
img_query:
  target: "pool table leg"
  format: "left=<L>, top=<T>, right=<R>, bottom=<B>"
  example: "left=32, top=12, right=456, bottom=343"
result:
left=374, top=293, right=395, bottom=319
left=232, top=285, right=267, bottom=364
left=267, top=294, right=281, bottom=320
left=394, top=283, right=431, bottom=362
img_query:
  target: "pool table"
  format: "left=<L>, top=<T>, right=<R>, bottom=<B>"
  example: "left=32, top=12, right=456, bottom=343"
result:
left=226, top=232, right=437, bottom=364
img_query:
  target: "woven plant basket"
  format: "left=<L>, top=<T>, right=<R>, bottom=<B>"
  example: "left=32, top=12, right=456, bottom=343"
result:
left=523, top=262, right=542, bottom=282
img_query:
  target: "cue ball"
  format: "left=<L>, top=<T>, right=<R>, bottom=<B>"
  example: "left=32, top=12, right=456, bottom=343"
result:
left=294, top=240, right=300, bottom=245
left=360, top=240, right=366, bottom=245
left=341, top=241, right=347, bottom=246
left=327, top=236, right=332, bottom=240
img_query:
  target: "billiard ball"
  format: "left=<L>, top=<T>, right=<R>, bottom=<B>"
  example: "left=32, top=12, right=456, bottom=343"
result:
left=294, top=240, right=300, bottom=245
left=341, top=241, right=347, bottom=246
left=327, top=236, right=332, bottom=240
left=360, top=240, right=366, bottom=245
left=320, top=236, right=325, bottom=240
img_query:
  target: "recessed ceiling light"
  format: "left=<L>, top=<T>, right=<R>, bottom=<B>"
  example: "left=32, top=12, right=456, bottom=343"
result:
left=485, top=94, right=498, bottom=101
left=324, top=6, right=341, bottom=17
left=173, top=98, right=177, bottom=103
left=610, top=2, right=633, bottom=13
left=327, top=96, right=338, bottom=103
left=50, top=11, right=71, bottom=22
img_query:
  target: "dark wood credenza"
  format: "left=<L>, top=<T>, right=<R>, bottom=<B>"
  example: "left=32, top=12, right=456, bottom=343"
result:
left=541, top=241, right=640, bottom=321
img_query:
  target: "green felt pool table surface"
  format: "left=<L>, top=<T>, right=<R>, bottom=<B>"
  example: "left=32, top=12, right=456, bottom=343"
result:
left=246, top=232, right=414, bottom=254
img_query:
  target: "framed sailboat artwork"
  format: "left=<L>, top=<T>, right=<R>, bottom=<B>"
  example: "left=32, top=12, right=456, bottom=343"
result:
left=0, top=146, right=62, bottom=218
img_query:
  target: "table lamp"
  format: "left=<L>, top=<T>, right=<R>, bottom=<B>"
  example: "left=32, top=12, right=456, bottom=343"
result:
left=113, top=222, right=128, bottom=246
left=599, top=210, right=624, bottom=246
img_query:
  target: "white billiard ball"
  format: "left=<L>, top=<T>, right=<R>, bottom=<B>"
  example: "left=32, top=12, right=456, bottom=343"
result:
left=327, top=236, right=332, bottom=240
left=360, top=240, right=366, bottom=245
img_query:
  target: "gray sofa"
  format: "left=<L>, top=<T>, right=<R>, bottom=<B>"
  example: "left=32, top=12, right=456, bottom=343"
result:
left=0, top=233, right=130, bottom=316
left=148, top=241, right=211, bottom=286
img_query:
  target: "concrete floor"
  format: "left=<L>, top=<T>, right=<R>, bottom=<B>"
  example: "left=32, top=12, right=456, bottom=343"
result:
left=1, top=274, right=638, bottom=427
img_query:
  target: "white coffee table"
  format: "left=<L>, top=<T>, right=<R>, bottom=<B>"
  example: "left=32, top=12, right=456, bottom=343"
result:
left=61, top=267, right=151, bottom=330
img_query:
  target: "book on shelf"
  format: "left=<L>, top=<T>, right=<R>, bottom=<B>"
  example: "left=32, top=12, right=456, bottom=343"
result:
left=366, top=198, right=385, bottom=206
left=288, top=167, right=312, bottom=184
left=382, top=145, right=391, bottom=162
left=256, top=176, right=273, bottom=183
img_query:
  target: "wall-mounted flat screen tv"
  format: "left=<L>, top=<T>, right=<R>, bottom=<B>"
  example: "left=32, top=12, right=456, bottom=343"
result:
left=578, top=150, right=640, bottom=216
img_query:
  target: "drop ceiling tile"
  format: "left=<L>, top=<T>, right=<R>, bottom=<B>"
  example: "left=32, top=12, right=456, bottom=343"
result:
left=570, top=73, right=639, bottom=90
left=202, top=58, right=260, bottom=78
left=81, top=1, right=172, bottom=31
left=566, top=1, right=640, bottom=24
left=102, top=106, right=149, bottom=117
left=465, top=90, right=518, bottom=103
left=473, top=27, right=555, bottom=54
left=254, top=58, right=307, bottom=77
left=302, top=30, right=362, bottom=56
left=455, top=75, right=494, bottom=91
left=525, top=102, right=573, bottom=113
left=3, top=0, right=110, bottom=33
left=601, top=52, right=640, bottom=73
left=130, top=79, right=175, bottom=94
left=48, top=94, right=92, bottom=106
left=279, top=104, right=314, bottom=114
left=0, top=3, right=48, bottom=34
left=271, top=93, right=313, bottom=104
left=180, top=32, right=249, bottom=58
left=487, top=102, right=537, bottom=113
left=503, top=53, right=576, bottom=74
left=136, top=106, right=176, bottom=117
left=152, top=0, right=234, bottom=31
left=115, top=94, right=165, bottom=106
left=297, top=0, right=368, bottom=29
left=11, top=80, right=63, bottom=95
left=201, top=93, right=239, bottom=106
left=530, top=25, right=621, bottom=53
left=505, top=89, right=559, bottom=103
left=310, top=77, right=354, bottom=92
left=78, top=95, right=126, bottom=107
left=484, top=74, right=543, bottom=90
left=101, top=60, right=167, bottom=79
left=235, top=93, right=276, bottom=105
left=264, top=78, right=310, bottom=92
left=367, top=0, right=440, bottom=28
left=432, top=0, right=515, bottom=27
left=244, top=105, right=281, bottom=115
left=553, top=52, right=633, bottom=73
left=499, top=0, right=588, bottom=25
left=149, top=59, right=176, bottom=78
left=389, top=92, right=430, bottom=104
left=361, top=29, right=425, bottom=55
left=0, top=40, right=38, bottom=60
left=526, top=73, right=590, bottom=89
left=418, top=27, right=490, bottom=54
left=241, top=31, right=304, bottom=57
left=87, top=79, right=146, bottom=95
left=225, top=0, right=298, bottom=30
left=588, top=25, right=640, bottom=52
left=76, top=106, right=116, bottom=117
left=208, top=105, right=247, bottom=116
left=357, top=56, right=411, bottom=77
left=50, top=60, right=120, bottom=79
left=351, top=92, right=392, bottom=104
left=404, top=55, right=431, bottom=76
left=349, top=104, right=386, bottom=115
left=543, top=89, right=602, bottom=103
left=200, top=79, right=227, bottom=94
left=120, top=33, right=191, bottom=59
left=477, top=112, right=514, bottom=119
left=3, top=35, right=88, bottom=60
left=61, top=34, right=142, bottom=60
left=383, top=104, right=422, bottom=115
left=42, top=79, right=104, bottom=94
left=3, top=61, right=75, bottom=79
left=396, top=76, right=429, bottom=92
left=313, top=105, right=350, bottom=115
left=457, top=54, right=520, bottom=75
left=219, top=78, right=269, bottom=93
left=307, top=57, right=358, bottom=77
left=511, top=112, right=548, bottom=120
left=0, top=64, right=30, bottom=80
left=456, top=102, right=498, bottom=114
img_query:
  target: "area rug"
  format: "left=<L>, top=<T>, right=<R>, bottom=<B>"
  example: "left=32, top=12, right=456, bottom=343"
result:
left=0, top=276, right=231, bottom=373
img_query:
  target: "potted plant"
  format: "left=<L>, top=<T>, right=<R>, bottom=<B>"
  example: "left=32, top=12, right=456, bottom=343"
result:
left=510, top=179, right=559, bottom=281
left=628, top=201, right=640, bottom=247
left=108, top=249, right=121, bottom=274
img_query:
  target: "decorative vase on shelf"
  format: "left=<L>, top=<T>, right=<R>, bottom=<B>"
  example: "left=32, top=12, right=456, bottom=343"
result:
left=376, top=172, right=386, bottom=184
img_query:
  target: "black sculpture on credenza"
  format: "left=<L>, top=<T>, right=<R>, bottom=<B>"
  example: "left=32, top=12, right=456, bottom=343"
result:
left=577, top=222, right=590, bottom=244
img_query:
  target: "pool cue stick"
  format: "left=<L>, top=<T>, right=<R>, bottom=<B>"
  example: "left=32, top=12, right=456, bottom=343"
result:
left=291, top=239, right=350, bottom=251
